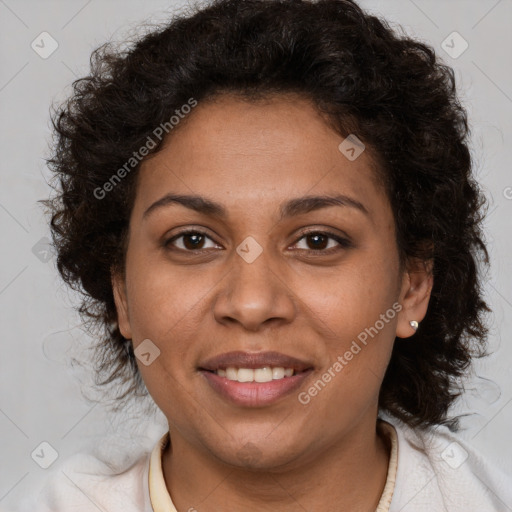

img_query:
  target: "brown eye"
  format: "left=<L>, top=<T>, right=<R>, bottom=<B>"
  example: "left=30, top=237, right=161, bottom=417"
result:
left=182, top=233, right=206, bottom=250
left=304, top=233, right=329, bottom=250
left=293, top=231, right=352, bottom=252
left=165, top=231, right=219, bottom=251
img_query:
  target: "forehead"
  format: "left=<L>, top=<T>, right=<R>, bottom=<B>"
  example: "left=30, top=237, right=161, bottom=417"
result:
left=133, top=94, right=389, bottom=221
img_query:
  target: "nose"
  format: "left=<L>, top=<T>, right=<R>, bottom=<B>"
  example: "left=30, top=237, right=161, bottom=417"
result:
left=213, top=247, right=297, bottom=332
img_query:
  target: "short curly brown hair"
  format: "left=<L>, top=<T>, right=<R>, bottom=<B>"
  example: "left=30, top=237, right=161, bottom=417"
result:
left=43, top=0, right=490, bottom=429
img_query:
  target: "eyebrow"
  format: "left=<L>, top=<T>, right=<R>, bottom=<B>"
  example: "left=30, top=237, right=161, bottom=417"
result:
left=142, top=193, right=369, bottom=221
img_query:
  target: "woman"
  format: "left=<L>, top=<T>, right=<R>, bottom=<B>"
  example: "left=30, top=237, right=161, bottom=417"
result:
left=25, top=0, right=512, bottom=510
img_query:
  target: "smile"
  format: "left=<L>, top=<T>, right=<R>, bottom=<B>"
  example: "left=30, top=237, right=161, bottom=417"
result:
left=199, top=367, right=313, bottom=407
left=214, top=366, right=295, bottom=382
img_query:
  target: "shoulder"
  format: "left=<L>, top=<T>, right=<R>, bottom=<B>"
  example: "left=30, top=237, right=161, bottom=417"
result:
left=18, top=448, right=152, bottom=512
left=380, top=412, right=512, bottom=512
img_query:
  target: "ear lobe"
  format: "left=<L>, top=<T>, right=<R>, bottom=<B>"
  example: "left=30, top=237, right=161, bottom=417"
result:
left=111, top=268, right=132, bottom=340
left=396, top=258, right=433, bottom=339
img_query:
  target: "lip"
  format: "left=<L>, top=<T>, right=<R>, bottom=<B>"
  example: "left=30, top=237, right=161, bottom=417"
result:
left=198, top=350, right=314, bottom=372
left=200, top=368, right=314, bottom=407
left=198, top=351, right=314, bottom=407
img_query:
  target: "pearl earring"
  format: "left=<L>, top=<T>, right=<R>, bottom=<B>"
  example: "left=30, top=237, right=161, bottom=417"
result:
left=409, top=320, right=419, bottom=332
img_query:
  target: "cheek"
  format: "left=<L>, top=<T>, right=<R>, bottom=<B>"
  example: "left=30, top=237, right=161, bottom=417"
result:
left=124, top=249, right=217, bottom=344
left=122, top=253, right=221, bottom=410
left=297, top=279, right=397, bottom=435
left=294, top=251, right=399, bottom=405
left=300, top=251, right=400, bottom=341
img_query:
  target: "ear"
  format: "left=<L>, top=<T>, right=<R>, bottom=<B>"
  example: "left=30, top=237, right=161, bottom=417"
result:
left=111, top=267, right=132, bottom=340
left=396, top=257, right=433, bottom=339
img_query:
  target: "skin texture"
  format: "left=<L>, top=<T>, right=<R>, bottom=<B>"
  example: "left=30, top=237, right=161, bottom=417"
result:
left=112, top=94, right=433, bottom=512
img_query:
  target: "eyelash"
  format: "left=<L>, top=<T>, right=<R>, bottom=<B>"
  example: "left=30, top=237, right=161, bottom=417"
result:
left=164, top=229, right=353, bottom=255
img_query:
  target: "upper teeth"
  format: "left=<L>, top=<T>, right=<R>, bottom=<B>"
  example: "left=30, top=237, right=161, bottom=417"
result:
left=216, top=367, right=295, bottom=382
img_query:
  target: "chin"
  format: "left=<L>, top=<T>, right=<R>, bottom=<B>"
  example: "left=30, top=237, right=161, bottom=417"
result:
left=212, top=439, right=305, bottom=472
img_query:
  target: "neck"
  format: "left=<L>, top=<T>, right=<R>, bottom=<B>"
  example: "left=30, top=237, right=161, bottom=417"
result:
left=162, top=413, right=390, bottom=512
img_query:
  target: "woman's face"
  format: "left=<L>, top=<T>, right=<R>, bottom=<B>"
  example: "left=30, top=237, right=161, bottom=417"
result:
left=113, top=94, right=431, bottom=469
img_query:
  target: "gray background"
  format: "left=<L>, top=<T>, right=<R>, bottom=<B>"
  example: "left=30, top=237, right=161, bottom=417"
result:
left=1, top=0, right=511, bottom=509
